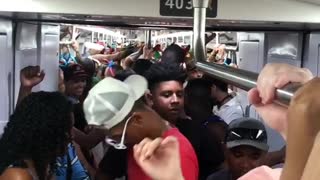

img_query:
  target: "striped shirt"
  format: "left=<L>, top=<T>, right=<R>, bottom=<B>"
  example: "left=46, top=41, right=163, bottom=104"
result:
left=56, top=143, right=90, bottom=180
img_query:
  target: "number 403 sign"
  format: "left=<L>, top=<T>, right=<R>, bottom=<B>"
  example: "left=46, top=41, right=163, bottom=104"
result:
left=160, top=0, right=217, bottom=17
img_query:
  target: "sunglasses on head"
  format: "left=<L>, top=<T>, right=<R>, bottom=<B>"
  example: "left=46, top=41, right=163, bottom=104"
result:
left=226, top=128, right=267, bottom=143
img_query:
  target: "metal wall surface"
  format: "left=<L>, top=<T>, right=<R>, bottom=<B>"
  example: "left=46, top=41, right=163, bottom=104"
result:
left=237, top=32, right=265, bottom=73
left=14, top=22, right=60, bottom=106
left=14, top=22, right=39, bottom=105
left=39, top=24, right=60, bottom=92
left=236, top=32, right=265, bottom=120
left=236, top=32, right=287, bottom=152
left=303, top=32, right=320, bottom=76
left=238, top=41, right=260, bottom=72
left=0, top=20, right=13, bottom=135
left=265, top=32, right=303, bottom=67
left=262, top=32, right=304, bottom=152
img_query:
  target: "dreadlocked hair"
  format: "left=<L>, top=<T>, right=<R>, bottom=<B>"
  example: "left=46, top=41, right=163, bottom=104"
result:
left=143, top=62, right=187, bottom=91
left=0, top=91, right=73, bottom=180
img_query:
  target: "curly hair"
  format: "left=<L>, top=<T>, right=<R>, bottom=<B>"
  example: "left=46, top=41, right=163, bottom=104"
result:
left=161, top=44, right=186, bottom=64
left=203, top=74, right=228, bottom=92
left=0, top=91, right=73, bottom=180
left=143, top=62, right=187, bottom=91
left=185, top=78, right=213, bottom=101
left=132, top=59, right=153, bottom=75
left=79, top=58, right=96, bottom=77
left=114, top=69, right=136, bottom=81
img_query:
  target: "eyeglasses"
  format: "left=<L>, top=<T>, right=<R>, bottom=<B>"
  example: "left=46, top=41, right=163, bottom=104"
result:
left=226, top=128, right=267, bottom=143
left=105, top=115, right=133, bottom=150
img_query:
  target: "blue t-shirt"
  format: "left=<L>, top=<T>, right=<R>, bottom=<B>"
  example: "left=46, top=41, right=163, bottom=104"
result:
left=203, top=115, right=224, bottom=126
left=60, top=53, right=77, bottom=69
left=206, top=169, right=232, bottom=180
left=56, top=143, right=90, bottom=180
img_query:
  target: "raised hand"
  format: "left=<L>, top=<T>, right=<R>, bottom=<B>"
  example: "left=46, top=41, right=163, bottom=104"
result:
left=20, top=66, right=45, bottom=89
left=71, top=40, right=80, bottom=52
left=205, top=32, right=216, bottom=45
left=248, top=63, right=313, bottom=139
left=133, top=137, right=184, bottom=180
left=143, top=45, right=153, bottom=60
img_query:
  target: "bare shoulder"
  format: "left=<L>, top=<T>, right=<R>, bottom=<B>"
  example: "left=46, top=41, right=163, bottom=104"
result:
left=0, top=168, right=33, bottom=180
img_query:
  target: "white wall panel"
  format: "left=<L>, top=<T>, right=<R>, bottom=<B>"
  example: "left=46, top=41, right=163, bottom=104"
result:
left=303, top=33, right=320, bottom=76
left=14, top=22, right=60, bottom=106
left=14, top=22, right=39, bottom=106
left=39, top=24, right=60, bottom=92
left=0, top=20, right=13, bottom=135
left=1, top=0, right=320, bottom=23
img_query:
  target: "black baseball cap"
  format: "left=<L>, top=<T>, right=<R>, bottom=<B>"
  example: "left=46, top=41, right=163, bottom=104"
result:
left=63, top=64, right=89, bottom=81
left=226, top=118, right=269, bottom=151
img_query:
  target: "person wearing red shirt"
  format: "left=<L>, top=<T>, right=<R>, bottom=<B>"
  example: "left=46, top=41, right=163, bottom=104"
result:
left=83, top=74, right=198, bottom=180
left=128, top=127, right=198, bottom=180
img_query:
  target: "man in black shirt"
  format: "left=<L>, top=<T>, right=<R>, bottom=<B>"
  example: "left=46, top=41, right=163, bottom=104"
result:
left=144, top=63, right=224, bottom=180
left=207, top=118, right=269, bottom=180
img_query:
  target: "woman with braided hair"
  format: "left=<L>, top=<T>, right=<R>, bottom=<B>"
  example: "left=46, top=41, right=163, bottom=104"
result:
left=0, top=91, right=73, bottom=180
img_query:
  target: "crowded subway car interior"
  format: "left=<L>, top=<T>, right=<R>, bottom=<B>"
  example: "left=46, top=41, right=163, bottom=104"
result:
left=1, top=0, right=320, bottom=179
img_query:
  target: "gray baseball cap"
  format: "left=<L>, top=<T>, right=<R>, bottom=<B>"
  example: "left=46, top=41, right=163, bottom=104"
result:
left=226, top=118, right=269, bottom=151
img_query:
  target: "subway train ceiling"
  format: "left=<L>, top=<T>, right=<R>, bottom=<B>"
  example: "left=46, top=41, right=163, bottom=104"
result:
left=1, top=0, right=320, bottom=31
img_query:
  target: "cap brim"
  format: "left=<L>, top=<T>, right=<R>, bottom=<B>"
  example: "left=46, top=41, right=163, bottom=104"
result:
left=227, top=140, right=269, bottom=151
left=124, top=75, right=148, bottom=100
left=65, top=74, right=89, bottom=81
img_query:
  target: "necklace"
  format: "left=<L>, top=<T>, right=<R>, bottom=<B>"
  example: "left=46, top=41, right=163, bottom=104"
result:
left=218, top=94, right=232, bottom=108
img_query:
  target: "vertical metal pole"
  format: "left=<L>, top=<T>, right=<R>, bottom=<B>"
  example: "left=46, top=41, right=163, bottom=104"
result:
left=145, top=30, right=152, bottom=49
left=72, top=25, right=76, bottom=41
left=193, top=0, right=209, bottom=62
left=216, top=33, right=219, bottom=44
left=91, top=32, right=94, bottom=42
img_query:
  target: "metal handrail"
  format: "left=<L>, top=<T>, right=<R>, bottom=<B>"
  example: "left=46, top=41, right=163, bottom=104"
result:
left=196, top=62, right=300, bottom=106
left=192, top=0, right=300, bottom=106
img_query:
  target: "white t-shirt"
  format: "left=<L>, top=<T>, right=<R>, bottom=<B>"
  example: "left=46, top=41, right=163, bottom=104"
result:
left=216, top=96, right=244, bottom=124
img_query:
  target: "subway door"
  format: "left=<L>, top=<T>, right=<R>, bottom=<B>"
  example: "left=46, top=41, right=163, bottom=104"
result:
left=265, top=32, right=303, bottom=67
left=39, top=24, right=60, bottom=91
left=238, top=40, right=261, bottom=118
left=14, top=22, right=39, bottom=106
left=0, top=20, right=13, bottom=135
left=302, top=32, right=320, bottom=76
left=237, top=33, right=265, bottom=119
left=238, top=41, right=259, bottom=72
left=14, top=23, right=60, bottom=106
left=264, top=32, right=303, bottom=154
left=237, top=33, right=265, bottom=73
left=262, top=32, right=303, bottom=154
left=237, top=33, right=285, bottom=154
